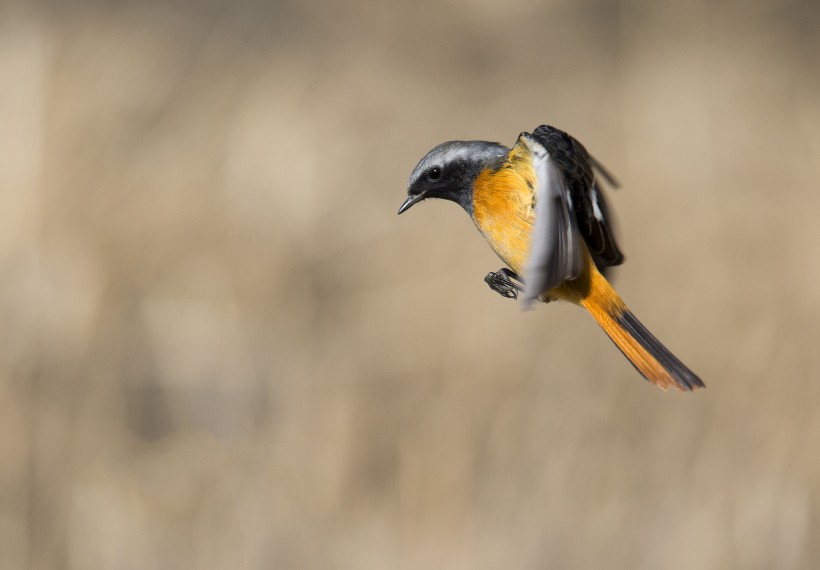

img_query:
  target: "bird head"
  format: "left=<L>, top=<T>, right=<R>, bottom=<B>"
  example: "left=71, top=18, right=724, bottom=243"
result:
left=398, top=140, right=508, bottom=215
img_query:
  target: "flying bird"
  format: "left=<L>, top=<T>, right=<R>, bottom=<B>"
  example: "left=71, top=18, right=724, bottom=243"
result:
left=398, top=125, right=703, bottom=391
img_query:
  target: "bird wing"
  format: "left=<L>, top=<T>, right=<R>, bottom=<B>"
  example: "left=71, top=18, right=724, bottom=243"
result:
left=531, top=125, right=625, bottom=273
left=519, top=133, right=584, bottom=307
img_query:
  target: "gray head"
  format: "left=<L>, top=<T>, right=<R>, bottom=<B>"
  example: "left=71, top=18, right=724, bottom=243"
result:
left=398, top=140, right=509, bottom=216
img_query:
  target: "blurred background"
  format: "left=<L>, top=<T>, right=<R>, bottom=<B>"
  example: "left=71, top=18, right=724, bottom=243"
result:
left=2, top=0, right=820, bottom=568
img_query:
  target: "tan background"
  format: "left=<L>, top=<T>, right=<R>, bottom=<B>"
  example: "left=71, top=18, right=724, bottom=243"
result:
left=2, top=0, right=820, bottom=568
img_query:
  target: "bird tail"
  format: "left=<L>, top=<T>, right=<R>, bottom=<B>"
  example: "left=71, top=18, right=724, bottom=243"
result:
left=578, top=268, right=704, bottom=391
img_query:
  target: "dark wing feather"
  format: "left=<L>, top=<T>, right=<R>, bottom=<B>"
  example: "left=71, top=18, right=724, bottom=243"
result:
left=530, top=125, right=625, bottom=272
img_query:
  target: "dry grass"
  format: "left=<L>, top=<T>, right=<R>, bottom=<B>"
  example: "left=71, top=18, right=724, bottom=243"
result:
left=2, top=0, right=820, bottom=568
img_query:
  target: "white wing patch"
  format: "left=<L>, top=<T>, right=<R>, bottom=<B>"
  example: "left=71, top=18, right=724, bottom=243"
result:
left=592, top=190, right=604, bottom=222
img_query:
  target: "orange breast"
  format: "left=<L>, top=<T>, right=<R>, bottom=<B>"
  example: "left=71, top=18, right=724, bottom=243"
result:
left=471, top=145, right=537, bottom=276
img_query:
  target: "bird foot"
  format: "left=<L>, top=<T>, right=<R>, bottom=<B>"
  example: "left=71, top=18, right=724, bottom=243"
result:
left=484, top=268, right=523, bottom=299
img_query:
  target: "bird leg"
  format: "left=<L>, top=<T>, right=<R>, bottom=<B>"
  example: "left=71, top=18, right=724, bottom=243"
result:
left=484, top=268, right=523, bottom=299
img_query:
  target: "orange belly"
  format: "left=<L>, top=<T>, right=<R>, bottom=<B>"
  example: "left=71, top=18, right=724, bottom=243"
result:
left=471, top=145, right=537, bottom=276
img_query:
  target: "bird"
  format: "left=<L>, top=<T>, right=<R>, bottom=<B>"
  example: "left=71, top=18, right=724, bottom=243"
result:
left=398, top=124, right=704, bottom=391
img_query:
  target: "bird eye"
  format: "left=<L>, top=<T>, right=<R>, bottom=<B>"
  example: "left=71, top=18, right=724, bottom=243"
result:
left=427, top=166, right=442, bottom=181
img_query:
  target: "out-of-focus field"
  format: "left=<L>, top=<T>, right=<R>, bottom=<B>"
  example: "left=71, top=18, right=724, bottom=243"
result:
left=2, top=0, right=820, bottom=568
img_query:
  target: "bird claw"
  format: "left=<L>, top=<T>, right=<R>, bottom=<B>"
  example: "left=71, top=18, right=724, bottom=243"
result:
left=484, top=269, right=523, bottom=299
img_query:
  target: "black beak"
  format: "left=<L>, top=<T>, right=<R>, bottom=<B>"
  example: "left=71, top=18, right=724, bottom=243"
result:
left=397, top=193, right=424, bottom=215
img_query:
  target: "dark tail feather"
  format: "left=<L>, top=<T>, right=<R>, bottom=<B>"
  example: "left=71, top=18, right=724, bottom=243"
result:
left=580, top=269, right=705, bottom=392
left=613, top=308, right=705, bottom=391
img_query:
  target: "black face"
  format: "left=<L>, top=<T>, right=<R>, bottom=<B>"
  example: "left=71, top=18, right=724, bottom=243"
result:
left=409, top=162, right=461, bottom=199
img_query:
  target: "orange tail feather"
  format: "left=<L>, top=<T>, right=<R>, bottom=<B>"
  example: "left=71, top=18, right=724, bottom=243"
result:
left=577, top=269, right=704, bottom=391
